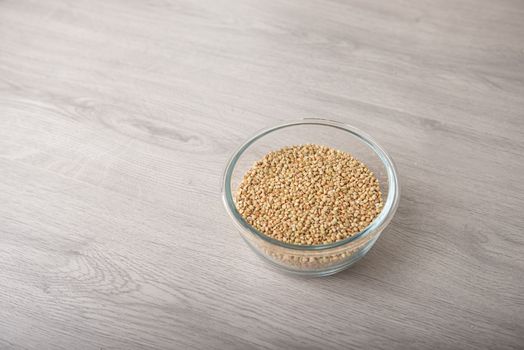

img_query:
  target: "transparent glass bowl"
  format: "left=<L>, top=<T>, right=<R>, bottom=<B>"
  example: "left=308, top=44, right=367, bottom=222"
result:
left=222, top=119, right=400, bottom=276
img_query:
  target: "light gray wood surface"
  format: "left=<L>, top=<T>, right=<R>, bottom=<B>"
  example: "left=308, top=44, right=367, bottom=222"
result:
left=1, top=0, right=523, bottom=349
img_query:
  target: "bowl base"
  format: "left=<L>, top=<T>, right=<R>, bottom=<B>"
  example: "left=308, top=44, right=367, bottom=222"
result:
left=252, top=243, right=374, bottom=277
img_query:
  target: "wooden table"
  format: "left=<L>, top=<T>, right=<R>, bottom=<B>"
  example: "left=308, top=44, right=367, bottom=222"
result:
left=1, top=0, right=523, bottom=349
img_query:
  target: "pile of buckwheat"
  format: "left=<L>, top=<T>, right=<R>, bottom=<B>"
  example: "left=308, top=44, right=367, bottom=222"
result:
left=235, top=144, right=383, bottom=245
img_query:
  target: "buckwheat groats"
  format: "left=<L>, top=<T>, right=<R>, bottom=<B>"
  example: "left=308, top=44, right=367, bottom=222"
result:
left=235, top=144, right=383, bottom=245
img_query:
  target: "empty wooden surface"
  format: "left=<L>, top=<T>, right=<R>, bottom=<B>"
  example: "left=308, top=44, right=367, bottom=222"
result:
left=1, top=0, right=523, bottom=349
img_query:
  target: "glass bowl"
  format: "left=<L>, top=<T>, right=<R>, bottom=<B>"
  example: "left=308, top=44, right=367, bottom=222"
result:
left=222, top=119, right=400, bottom=276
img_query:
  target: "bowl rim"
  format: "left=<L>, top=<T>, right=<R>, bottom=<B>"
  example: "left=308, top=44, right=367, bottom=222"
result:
left=221, top=118, right=400, bottom=251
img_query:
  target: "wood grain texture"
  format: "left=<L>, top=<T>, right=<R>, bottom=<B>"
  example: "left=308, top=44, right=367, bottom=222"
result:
left=1, top=0, right=523, bottom=349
